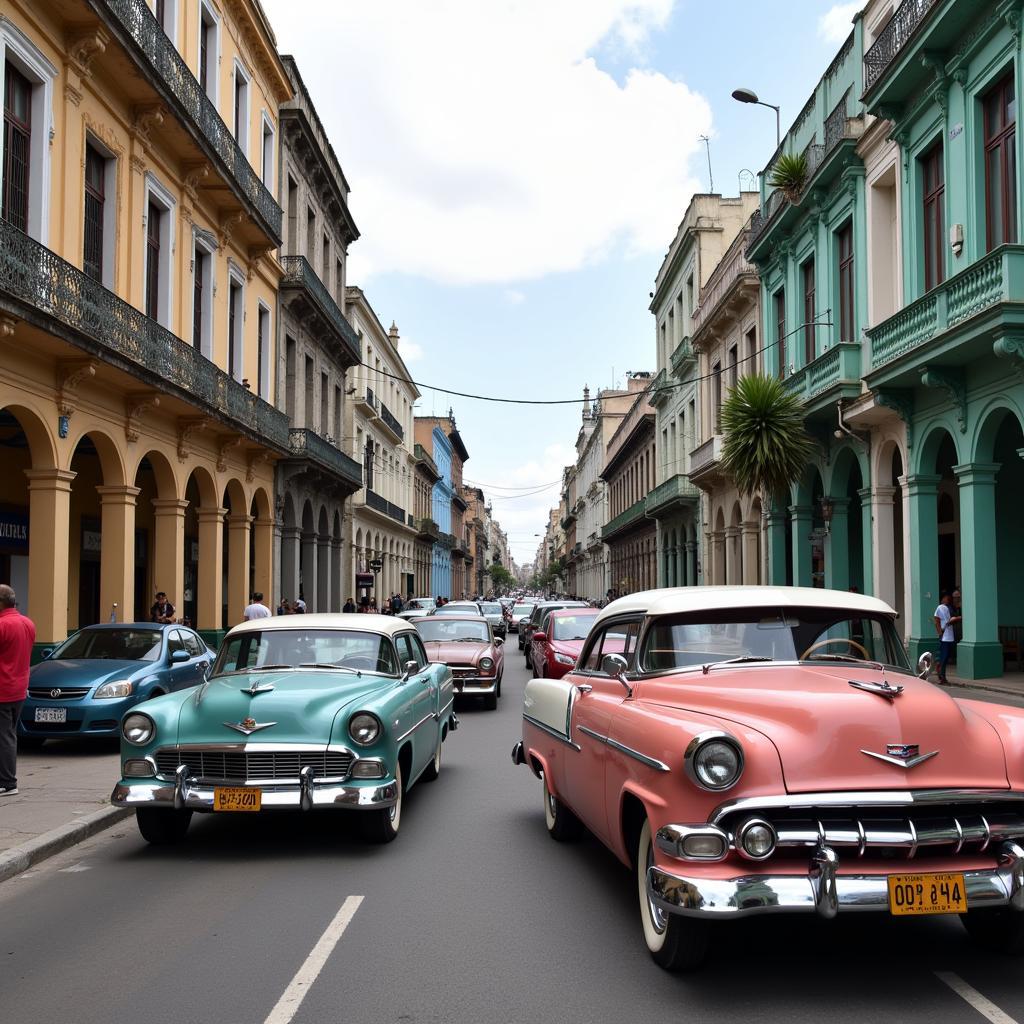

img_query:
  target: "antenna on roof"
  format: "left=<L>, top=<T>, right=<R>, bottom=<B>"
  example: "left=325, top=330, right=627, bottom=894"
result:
left=700, top=135, right=714, bottom=193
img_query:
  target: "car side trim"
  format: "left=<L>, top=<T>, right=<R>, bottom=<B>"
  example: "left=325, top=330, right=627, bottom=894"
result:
left=577, top=725, right=670, bottom=772
left=395, top=712, right=436, bottom=745
left=523, top=713, right=581, bottom=751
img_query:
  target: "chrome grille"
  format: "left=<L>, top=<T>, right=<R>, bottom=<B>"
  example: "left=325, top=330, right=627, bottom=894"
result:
left=154, top=747, right=353, bottom=782
left=29, top=687, right=91, bottom=700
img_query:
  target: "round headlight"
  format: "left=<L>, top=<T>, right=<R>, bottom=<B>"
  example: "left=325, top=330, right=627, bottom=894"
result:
left=686, top=735, right=743, bottom=791
left=736, top=819, right=777, bottom=860
left=479, top=657, right=494, bottom=673
left=122, top=712, right=154, bottom=747
left=348, top=712, right=381, bottom=746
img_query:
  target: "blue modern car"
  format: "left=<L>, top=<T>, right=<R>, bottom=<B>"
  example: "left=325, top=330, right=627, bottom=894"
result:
left=19, top=623, right=214, bottom=746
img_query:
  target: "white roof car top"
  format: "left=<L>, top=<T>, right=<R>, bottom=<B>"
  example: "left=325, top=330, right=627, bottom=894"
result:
left=597, top=586, right=896, bottom=624
left=225, top=613, right=421, bottom=638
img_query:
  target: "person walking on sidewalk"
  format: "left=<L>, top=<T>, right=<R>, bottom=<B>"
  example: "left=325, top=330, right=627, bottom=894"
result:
left=933, top=591, right=961, bottom=685
left=0, top=584, right=36, bottom=797
left=243, top=592, right=271, bottom=621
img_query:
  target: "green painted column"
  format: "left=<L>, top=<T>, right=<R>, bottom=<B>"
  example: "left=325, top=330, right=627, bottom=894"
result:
left=766, top=509, right=788, bottom=585
left=857, top=486, right=874, bottom=596
left=955, top=462, right=1003, bottom=679
left=904, top=474, right=941, bottom=663
left=824, top=498, right=850, bottom=591
left=790, top=505, right=813, bottom=587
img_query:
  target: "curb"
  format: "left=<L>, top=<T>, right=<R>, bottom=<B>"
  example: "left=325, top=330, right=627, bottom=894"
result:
left=0, top=805, right=132, bottom=885
left=939, top=679, right=1024, bottom=700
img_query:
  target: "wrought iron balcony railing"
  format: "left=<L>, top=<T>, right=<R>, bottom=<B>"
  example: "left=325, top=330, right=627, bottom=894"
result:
left=782, top=342, right=861, bottom=404
left=98, top=0, right=282, bottom=242
left=366, top=387, right=377, bottom=410
left=692, top=234, right=755, bottom=336
left=365, top=488, right=407, bottom=525
left=379, top=401, right=404, bottom=441
left=601, top=499, right=648, bottom=541
left=279, top=256, right=360, bottom=365
left=689, top=435, right=723, bottom=476
left=288, top=429, right=362, bottom=489
left=863, top=0, right=941, bottom=93
left=416, top=517, right=439, bottom=540
left=0, top=220, right=289, bottom=449
left=645, top=474, right=699, bottom=516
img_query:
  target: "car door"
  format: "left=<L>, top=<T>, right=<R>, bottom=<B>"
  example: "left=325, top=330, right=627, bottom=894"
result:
left=562, top=616, right=642, bottom=844
left=165, top=629, right=193, bottom=691
left=395, top=631, right=437, bottom=778
left=181, top=630, right=209, bottom=686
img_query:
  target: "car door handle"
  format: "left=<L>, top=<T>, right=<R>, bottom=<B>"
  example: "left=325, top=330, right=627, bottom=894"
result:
left=576, top=684, right=593, bottom=696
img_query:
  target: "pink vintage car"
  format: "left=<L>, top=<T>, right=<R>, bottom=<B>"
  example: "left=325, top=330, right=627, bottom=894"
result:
left=512, top=586, right=1024, bottom=971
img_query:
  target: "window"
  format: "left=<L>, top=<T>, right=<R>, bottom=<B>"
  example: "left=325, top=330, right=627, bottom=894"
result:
left=335, top=257, right=344, bottom=301
left=154, top=0, right=177, bottom=39
left=83, top=143, right=106, bottom=283
left=227, top=275, right=243, bottom=380
left=686, top=274, right=694, bottom=316
left=143, top=174, right=175, bottom=327
left=320, top=371, right=329, bottom=434
left=580, top=619, right=641, bottom=672
left=286, top=175, right=298, bottom=252
left=774, top=289, right=786, bottom=379
left=712, top=361, right=722, bottom=431
left=304, top=355, right=314, bottom=426
left=198, top=3, right=217, bottom=102
left=285, top=336, right=297, bottom=418
left=306, top=205, right=315, bottom=260
left=322, top=232, right=330, bottom=281
left=364, top=437, right=375, bottom=490
left=802, top=258, right=816, bottom=363
left=145, top=199, right=161, bottom=320
left=727, top=344, right=738, bottom=392
left=921, top=142, right=945, bottom=290
left=233, top=61, right=249, bottom=154
left=257, top=304, right=270, bottom=398
left=2, top=61, right=30, bottom=232
left=984, top=72, right=1017, bottom=250
left=744, top=327, right=757, bottom=374
left=260, top=115, right=274, bottom=189
left=192, top=248, right=205, bottom=348
left=837, top=222, right=854, bottom=342
left=333, top=384, right=342, bottom=441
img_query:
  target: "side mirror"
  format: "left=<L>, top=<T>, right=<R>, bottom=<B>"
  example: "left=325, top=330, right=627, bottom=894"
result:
left=601, top=653, right=632, bottom=697
left=532, top=632, right=547, bottom=644
left=493, top=636, right=504, bottom=646
left=170, top=649, right=190, bottom=663
left=40, top=648, right=53, bottom=660
left=917, top=651, right=934, bottom=679
left=401, top=659, right=419, bottom=682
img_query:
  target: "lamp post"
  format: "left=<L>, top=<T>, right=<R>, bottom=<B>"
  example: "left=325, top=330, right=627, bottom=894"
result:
left=732, top=88, right=780, bottom=149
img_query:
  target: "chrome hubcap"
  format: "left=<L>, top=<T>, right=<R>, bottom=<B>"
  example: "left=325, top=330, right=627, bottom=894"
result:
left=645, top=842, right=667, bottom=933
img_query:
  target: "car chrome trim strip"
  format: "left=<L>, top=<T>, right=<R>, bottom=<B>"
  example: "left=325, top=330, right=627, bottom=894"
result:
left=522, top=713, right=580, bottom=751
left=395, top=712, right=436, bottom=745
left=577, top=724, right=670, bottom=772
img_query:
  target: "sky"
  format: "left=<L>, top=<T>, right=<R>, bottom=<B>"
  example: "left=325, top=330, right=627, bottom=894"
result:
left=260, top=0, right=863, bottom=568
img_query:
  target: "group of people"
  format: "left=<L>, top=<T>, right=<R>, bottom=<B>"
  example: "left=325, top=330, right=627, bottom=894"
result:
left=934, top=587, right=963, bottom=685
left=341, top=593, right=407, bottom=615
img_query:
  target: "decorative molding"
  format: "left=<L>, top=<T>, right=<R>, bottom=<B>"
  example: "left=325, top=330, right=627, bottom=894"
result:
left=131, top=103, right=166, bottom=147
left=920, top=366, right=967, bottom=433
left=217, top=435, right=242, bottom=473
left=218, top=210, right=245, bottom=248
left=176, top=417, right=208, bottom=463
left=129, top=153, right=147, bottom=175
left=0, top=314, right=17, bottom=337
left=183, top=161, right=211, bottom=202
left=56, top=359, right=97, bottom=417
left=247, top=447, right=272, bottom=482
left=245, top=244, right=274, bottom=281
left=125, top=392, right=161, bottom=443
left=993, top=331, right=1024, bottom=381
left=65, top=27, right=108, bottom=78
left=874, top=388, right=916, bottom=450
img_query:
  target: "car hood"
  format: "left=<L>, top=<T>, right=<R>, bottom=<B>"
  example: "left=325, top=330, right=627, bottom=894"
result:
left=173, top=671, right=394, bottom=745
left=30, top=659, right=147, bottom=687
left=550, top=639, right=586, bottom=658
left=422, top=640, right=489, bottom=665
left=638, top=663, right=1009, bottom=793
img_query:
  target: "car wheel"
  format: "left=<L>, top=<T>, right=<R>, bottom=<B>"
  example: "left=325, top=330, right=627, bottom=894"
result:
left=136, top=808, right=192, bottom=845
left=961, top=907, right=1024, bottom=953
left=636, top=819, right=710, bottom=972
left=543, top=776, right=582, bottom=841
left=422, top=736, right=442, bottom=782
left=483, top=689, right=498, bottom=711
left=361, top=762, right=402, bottom=843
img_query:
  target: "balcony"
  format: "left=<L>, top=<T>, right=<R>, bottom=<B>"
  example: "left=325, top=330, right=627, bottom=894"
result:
left=688, top=435, right=725, bottom=490
left=378, top=401, right=405, bottom=443
left=0, top=220, right=289, bottom=450
left=645, top=474, right=699, bottom=519
left=783, top=342, right=862, bottom=420
left=364, top=489, right=408, bottom=525
left=93, top=0, right=282, bottom=244
left=866, top=245, right=1024, bottom=387
left=692, top=235, right=757, bottom=339
left=862, top=0, right=943, bottom=96
left=601, top=499, right=649, bottom=542
left=416, top=517, right=439, bottom=542
left=279, top=257, right=360, bottom=366
left=355, top=387, right=378, bottom=419
left=438, top=532, right=456, bottom=550
left=288, top=429, right=362, bottom=491
left=649, top=367, right=674, bottom=408
left=560, top=508, right=577, bottom=530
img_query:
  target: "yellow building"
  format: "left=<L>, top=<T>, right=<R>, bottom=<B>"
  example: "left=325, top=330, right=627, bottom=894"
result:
left=0, top=0, right=293, bottom=653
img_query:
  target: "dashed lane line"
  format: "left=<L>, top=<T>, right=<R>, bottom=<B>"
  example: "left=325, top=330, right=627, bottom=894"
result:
left=263, top=894, right=364, bottom=1024
left=936, top=971, right=1019, bottom=1024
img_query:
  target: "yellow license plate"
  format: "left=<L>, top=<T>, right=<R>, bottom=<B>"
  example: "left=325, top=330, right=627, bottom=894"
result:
left=213, top=787, right=261, bottom=812
left=888, top=872, right=967, bottom=916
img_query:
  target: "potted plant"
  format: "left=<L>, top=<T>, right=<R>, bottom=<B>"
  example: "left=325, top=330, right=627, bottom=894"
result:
left=768, top=152, right=808, bottom=205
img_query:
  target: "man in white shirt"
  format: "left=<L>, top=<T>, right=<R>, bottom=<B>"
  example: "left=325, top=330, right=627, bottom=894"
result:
left=243, top=592, right=272, bottom=621
left=933, top=591, right=961, bottom=685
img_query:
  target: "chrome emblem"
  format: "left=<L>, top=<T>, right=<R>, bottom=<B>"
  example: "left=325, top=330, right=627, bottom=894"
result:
left=50, top=688, right=61, bottom=698
left=240, top=680, right=275, bottom=696
left=849, top=679, right=903, bottom=701
left=861, top=743, right=939, bottom=769
left=223, top=717, right=277, bottom=735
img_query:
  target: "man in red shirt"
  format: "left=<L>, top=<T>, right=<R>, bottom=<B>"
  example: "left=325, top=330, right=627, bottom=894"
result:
left=0, top=584, right=36, bottom=797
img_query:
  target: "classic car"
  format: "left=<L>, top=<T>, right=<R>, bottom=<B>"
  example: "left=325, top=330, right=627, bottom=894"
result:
left=111, top=614, right=457, bottom=845
left=512, top=586, right=1024, bottom=971
left=529, top=608, right=600, bottom=679
left=509, top=602, right=536, bottom=634
left=478, top=601, right=508, bottom=639
left=415, top=614, right=504, bottom=710
left=19, top=623, right=213, bottom=745
left=520, top=600, right=588, bottom=656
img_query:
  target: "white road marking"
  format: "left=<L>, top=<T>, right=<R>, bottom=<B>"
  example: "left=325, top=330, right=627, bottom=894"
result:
left=263, top=894, right=364, bottom=1024
left=936, top=971, right=1019, bottom=1024
left=57, top=863, right=90, bottom=873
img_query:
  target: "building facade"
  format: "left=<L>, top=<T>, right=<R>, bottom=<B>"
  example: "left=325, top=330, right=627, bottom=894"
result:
left=414, top=416, right=455, bottom=598
left=412, top=443, right=440, bottom=596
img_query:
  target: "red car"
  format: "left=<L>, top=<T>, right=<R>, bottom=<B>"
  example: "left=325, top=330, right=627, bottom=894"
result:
left=529, top=608, right=600, bottom=679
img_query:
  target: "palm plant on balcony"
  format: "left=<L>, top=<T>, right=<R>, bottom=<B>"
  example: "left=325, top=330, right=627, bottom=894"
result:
left=720, top=374, right=816, bottom=501
left=768, top=152, right=808, bottom=205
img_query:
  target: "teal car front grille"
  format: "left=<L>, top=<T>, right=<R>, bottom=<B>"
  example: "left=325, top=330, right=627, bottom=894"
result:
left=154, top=747, right=353, bottom=782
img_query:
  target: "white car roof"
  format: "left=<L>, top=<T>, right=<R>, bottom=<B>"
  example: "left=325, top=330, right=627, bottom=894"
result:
left=597, top=586, right=896, bottom=624
left=225, top=613, right=420, bottom=638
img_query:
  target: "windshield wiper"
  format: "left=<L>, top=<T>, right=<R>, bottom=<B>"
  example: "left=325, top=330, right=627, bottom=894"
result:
left=297, top=662, right=360, bottom=672
left=702, top=656, right=774, bottom=675
left=802, top=653, right=883, bottom=669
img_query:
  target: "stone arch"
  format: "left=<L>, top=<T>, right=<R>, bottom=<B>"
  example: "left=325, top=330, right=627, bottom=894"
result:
left=972, top=399, right=1024, bottom=464
left=825, top=445, right=866, bottom=592
left=915, top=421, right=963, bottom=476
left=132, top=448, right=178, bottom=500
left=0, top=400, right=58, bottom=470
left=250, top=485, right=272, bottom=522
left=67, top=424, right=126, bottom=487
left=133, top=449, right=180, bottom=620
left=185, top=464, right=218, bottom=509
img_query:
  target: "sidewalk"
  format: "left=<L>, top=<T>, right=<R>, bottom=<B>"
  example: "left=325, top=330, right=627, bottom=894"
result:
left=940, top=667, right=1024, bottom=700
left=0, top=738, right=129, bottom=883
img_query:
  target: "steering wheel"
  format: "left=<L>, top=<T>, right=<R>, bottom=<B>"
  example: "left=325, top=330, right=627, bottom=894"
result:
left=800, top=637, right=870, bottom=660
left=341, top=655, right=378, bottom=670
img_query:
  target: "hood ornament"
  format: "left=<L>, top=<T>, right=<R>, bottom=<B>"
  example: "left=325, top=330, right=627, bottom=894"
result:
left=862, top=743, right=938, bottom=769
left=224, top=717, right=277, bottom=736
left=241, top=680, right=275, bottom=696
left=849, top=679, right=903, bottom=701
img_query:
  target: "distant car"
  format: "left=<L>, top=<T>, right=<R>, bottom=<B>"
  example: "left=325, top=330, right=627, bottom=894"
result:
left=509, top=602, right=536, bottom=635
left=521, top=601, right=589, bottom=658
left=404, top=597, right=436, bottom=612
left=19, top=624, right=213, bottom=745
left=529, top=608, right=600, bottom=679
left=478, top=601, right=508, bottom=639
left=416, top=614, right=504, bottom=710
left=396, top=607, right=432, bottom=621
left=112, top=614, right=457, bottom=845
left=432, top=601, right=482, bottom=616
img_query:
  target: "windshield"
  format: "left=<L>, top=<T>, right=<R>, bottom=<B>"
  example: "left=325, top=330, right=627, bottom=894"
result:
left=51, top=629, right=162, bottom=662
left=551, top=614, right=598, bottom=641
left=638, top=606, right=910, bottom=674
left=213, top=629, right=399, bottom=676
left=416, top=619, right=490, bottom=643
left=479, top=603, right=501, bottom=615
left=512, top=604, right=534, bottom=618
left=434, top=605, right=478, bottom=616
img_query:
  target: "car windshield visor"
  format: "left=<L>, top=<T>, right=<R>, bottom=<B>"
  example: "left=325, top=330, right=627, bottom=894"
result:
left=415, top=620, right=489, bottom=643
left=212, top=629, right=399, bottom=676
left=51, top=629, right=162, bottom=662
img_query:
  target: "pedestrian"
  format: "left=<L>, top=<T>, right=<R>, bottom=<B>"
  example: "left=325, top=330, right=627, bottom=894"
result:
left=277, top=598, right=291, bottom=615
left=343, top=596, right=356, bottom=613
left=390, top=592, right=403, bottom=614
left=243, top=592, right=271, bottom=621
left=0, top=584, right=35, bottom=797
left=933, top=591, right=961, bottom=685
left=294, top=598, right=306, bottom=614
left=367, top=598, right=379, bottom=614
left=150, top=591, right=175, bottom=624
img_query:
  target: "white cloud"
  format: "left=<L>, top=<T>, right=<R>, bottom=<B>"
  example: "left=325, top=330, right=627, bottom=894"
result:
left=818, top=2, right=860, bottom=45
left=263, top=0, right=709, bottom=286
left=398, top=338, right=423, bottom=362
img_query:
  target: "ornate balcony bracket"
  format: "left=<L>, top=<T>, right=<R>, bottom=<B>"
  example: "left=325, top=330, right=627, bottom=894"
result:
left=246, top=447, right=273, bottom=483
left=216, top=435, right=243, bottom=472
left=993, top=332, right=1024, bottom=381
left=920, top=366, right=967, bottom=433
left=57, top=359, right=98, bottom=418
left=874, top=388, right=916, bottom=450
left=177, top=417, right=209, bottom=463
left=125, top=391, right=161, bottom=443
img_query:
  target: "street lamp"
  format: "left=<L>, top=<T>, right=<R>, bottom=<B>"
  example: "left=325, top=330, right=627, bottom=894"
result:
left=732, top=88, right=780, bottom=149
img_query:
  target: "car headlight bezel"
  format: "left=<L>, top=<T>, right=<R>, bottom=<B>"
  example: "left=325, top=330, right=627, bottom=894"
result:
left=95, top=679, right=134, bottom=699
left=553, top=652, right=576, bottom=666
left=348, top=712, right=382, bottom=746
left=478, top=657, right=495, bottom=673
left=684, top=732, right=744, bottom=791
left=122, top=712, right=155, bottom=747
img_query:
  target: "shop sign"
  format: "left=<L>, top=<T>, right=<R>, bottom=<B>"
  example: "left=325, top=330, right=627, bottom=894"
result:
left=0, top=509, right=28, bottom=554
left=355, top=572, right=374, bottom=589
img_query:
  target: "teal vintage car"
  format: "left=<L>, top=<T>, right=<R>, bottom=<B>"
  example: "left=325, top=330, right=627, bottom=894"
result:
left=110, top=614, right=457, bottom=845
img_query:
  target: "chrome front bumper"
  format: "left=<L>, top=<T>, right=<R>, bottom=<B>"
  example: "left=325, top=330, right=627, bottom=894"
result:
left=452, top=676, right=497, bottom=694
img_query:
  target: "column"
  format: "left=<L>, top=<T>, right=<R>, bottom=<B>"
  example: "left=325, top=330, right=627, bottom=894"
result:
left=741, top=521, right=760, bottom=585
left=152, top=498, right=188, bottom=618
left=725, top=527, right=741, bottom=584
left=686, top=541, right=697, bottom=586
left=955, top=462, right=1003, bottom=679
left=766, top=508, right=788, bottom=585
left=196, top=507, right=226, bottom=632
left=331, top=537, right=344, bottom=607
left=824, top=497, right=850, bottom=591
left=789, top=505, right=813, bottom=587
left=226, top=513, right=252, bottom=627
left=280, top=526, right=301, bottom=605
left=301, top=530, right=317, bottom=608
left=252, top=516, right=274, bottom=612
left=317, top=532, right=330, bottom=611
left=867, top=485, right=896, bottom=606
left=97, top=485, right=141, bottom=623
left=858, top=488, right=874, bottom=596
left=712, top=531, right=725, bottom=585
left=24, top=469, right=75, bottom=650
left=903, top=474, right=940, bottom=663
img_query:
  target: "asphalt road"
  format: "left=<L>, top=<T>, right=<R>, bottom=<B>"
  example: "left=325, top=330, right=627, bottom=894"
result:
left=2, top=651, right=1024, bottom=1024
